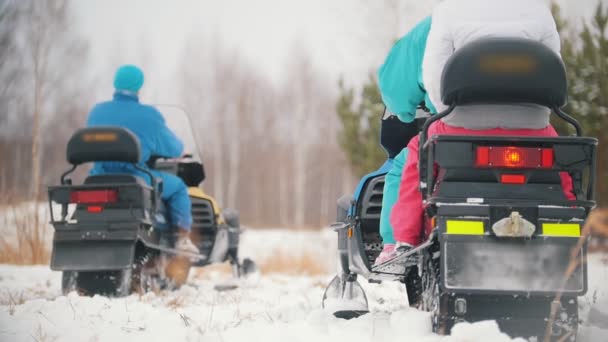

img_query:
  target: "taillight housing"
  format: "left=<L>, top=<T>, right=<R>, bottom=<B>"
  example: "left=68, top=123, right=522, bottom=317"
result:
left=70, top=190, right=118, bottom=204
left=475, top=146, right=554, bottom=169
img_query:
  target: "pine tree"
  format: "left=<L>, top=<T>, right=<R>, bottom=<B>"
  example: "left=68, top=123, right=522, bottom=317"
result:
left=553, top=2, right=608, bottom=205
left=336, top=75, right=386, bottom=178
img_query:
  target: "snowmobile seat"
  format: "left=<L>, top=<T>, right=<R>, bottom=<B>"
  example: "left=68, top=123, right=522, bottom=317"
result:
left=84, top=174, right=149, bottom=187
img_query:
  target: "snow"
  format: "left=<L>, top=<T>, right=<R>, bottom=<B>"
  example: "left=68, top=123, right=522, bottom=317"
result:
left=0, top=229, right=607, bottom=342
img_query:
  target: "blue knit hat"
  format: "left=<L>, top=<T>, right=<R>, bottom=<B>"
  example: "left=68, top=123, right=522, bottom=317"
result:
left=113, top=65, right=144, bottom=93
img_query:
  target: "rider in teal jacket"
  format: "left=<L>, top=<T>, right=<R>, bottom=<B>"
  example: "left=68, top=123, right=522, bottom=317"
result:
left=374, top=16, right=436, bottom=264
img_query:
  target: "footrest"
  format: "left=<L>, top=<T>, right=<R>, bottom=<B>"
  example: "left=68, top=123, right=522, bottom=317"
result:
left=333, top=310, right=369, bottom=320
left=371, top=252, right=419, bottom=275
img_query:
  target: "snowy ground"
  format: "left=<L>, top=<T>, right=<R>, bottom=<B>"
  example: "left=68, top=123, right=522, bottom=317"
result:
left=0, top=229, right=607, bottom=342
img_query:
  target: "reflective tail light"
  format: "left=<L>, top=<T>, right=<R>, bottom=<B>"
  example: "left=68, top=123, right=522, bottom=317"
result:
left=70, top=190, right=118, bottom=204
left=475, top=146, right=554, bottom=169
left=500, top=174, right=526, bottom=184
left=87, top=205, right=104, bottom=213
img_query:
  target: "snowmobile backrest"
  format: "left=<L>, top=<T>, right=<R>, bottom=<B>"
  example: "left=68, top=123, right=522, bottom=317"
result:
left=66, top=126, right=141, bottom=165
left=441, top=38, right=567, bottom=109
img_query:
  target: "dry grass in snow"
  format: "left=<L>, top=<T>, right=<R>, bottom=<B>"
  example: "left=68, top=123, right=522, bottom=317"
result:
left=192, top=248, right=329, bottom=280
left=258, top=249, right=327, bottom=276
left=0, top=203, right=50, bottom=265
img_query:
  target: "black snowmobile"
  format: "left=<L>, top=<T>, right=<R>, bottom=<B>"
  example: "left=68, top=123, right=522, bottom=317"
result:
left=48, top=108, right=256, bottom=296
left=323, top=38, right=597, bottom=341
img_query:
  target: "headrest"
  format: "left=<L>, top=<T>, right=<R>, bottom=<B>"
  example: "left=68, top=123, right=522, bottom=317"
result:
left=67, top=126, right=141, bottom=165
left=441, top=38, right=567, bottom=108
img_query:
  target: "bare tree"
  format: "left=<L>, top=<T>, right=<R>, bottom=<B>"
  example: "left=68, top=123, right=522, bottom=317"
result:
left=23, top=0, right=88, bottom=199
left=0, top=0, right=89, bottom=200
left=0, top=1, right=21, bottom=136
left=177, top=32, right=352, bottom=228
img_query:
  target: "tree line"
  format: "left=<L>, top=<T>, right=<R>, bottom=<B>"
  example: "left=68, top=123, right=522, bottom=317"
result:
left=0, top=0, right=357, bottom=228
left=1, top=1, right=605, bottom=230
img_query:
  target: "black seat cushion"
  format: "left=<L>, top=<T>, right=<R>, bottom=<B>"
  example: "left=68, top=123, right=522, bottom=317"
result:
left=84, top=174, right=148, bottom=187
left=435, top=169, right=567, bottom=201
left=440, top=169, right=562, bottom=184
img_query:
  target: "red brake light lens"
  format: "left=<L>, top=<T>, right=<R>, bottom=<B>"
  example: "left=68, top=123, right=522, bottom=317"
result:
left=476, top=146, right=490, bottom=166
left=475, top=146, right=554, bottom=169
left=500, top=174, right=526, bottom=184
left=541, top=148, right=554, bottom=168
left=87, top=205, right=104, bottom=213
left=70, top=190, right=118, bottom=204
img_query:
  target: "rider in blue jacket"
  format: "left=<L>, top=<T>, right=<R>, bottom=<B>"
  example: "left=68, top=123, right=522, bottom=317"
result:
left=87, top=65, right=199, bottom=255
left=374, top=16, right=436, bottom=264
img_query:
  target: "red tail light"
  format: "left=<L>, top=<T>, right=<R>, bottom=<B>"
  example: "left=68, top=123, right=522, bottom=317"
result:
left=500, top=174, right=526, bottom=184
left=475, top=146, right=554, bottom=169
left=504, top=148, right=522, bottom=167
left=87, top=205, right=104, bottom=213
left=541, top=148, right=554, bottom=168
left=70, top=190, right=118, bottom=204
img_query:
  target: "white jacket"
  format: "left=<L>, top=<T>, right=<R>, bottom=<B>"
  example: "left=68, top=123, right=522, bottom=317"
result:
left=422, top=0, right=561, bottom=129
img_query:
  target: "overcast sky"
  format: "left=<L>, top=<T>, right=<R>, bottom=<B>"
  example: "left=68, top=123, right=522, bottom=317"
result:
left=72, top=0, right=603, bottom=103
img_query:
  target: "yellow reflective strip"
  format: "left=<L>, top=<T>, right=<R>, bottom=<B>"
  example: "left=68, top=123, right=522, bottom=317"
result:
left=542, top=223, right=581, bottom=237
left=82, top=132, right=117, bottom=142
left=446, top=221, right=484, bottom=235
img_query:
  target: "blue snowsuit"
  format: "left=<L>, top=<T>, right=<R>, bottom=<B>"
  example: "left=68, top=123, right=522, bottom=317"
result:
left=87, top=92, right=193, bottom=230
left=376, top=16, right=436, bottom=245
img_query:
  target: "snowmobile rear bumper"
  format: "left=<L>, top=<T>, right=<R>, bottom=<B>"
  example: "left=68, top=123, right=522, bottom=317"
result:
left=434, top=203, right=588, bottom=297
left=51, top=239, right=136, bottom=271
left=50, top=222, right=155, bottom=272
left=439, top=234, right=587, bottom=296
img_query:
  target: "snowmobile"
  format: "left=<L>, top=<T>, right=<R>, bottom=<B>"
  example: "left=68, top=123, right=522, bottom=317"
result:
left=48, top=107, right=256, bottom=296
left=323, top=38, right=598, bottom=341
